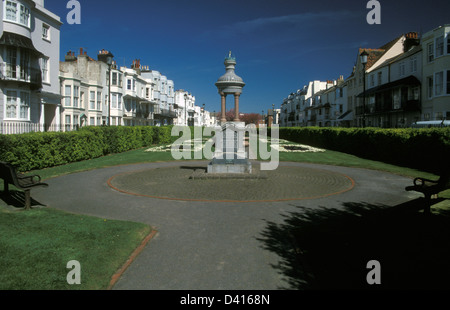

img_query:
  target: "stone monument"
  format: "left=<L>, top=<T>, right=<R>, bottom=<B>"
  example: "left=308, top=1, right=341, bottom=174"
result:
left=207, top=51, right=252, bottom=174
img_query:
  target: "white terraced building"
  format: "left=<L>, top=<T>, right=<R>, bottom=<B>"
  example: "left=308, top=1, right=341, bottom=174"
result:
left=0, top=0, right=62, bottom=134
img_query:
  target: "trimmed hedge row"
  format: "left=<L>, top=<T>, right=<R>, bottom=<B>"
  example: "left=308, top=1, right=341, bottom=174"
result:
left=279, top=127, right=450, bottom=174
left=0, top=126, right=177, bottom=172
left=2, top=125, right=448, bottom=174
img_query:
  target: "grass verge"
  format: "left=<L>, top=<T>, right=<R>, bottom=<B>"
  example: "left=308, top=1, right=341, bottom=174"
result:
left=0, top=207, right=150, bottom=290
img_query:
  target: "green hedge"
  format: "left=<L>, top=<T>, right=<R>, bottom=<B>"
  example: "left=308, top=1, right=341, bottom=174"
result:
left=2, top=126, right=449, bottom=174
left=279, top=127, right=450, bottom=174
left=0, top=126, right=177, bottom=172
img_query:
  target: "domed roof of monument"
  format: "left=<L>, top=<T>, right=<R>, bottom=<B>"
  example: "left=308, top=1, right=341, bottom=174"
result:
left=215, top=51, right=245, bottom=87
left=217, top=72, right=244, bottom=83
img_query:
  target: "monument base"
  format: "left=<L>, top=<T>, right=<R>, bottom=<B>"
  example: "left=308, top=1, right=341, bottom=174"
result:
left=207, top=121, right=252, bottom=175
left=207, top=158, right=252, bottom=174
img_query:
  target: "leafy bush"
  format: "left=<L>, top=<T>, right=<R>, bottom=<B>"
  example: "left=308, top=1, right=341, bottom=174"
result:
left=0, top=126, right=176, bottom=172
left=279, top=127, right=450, bottom=174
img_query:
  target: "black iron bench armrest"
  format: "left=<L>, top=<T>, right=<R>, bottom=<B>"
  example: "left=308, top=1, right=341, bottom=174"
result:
left=413, top=177, right=439, bottom=187
left=17, top=174, right=42, bottom=184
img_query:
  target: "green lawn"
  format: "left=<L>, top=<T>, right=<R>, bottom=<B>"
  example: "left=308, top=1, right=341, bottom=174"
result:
left=0, top=139, right=449, bottom=290
left=0, top=207, right=150, bottom=290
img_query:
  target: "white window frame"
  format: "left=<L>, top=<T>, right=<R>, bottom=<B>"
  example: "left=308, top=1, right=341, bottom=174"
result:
left=112, top=72, right=118, bottom=85
left=89, top=91, right=96, bottom=110
left=112, top=93, right=118, bottom=109
left=399, top=61, right=406, bottom=77
left=4, top=0, right=30, bottom=28
left=64, top=85, right=72, bottom=107
left=436, top=36, right=444, bottom=58
left=4, top=89, right=30, bottom=121
left=410, top=56, right=417, bottom=73
left=97, top=91, right=102, bottom=111
left=41, top=57, right=49, bottom=84
left=427, top=76, right=433, bottom=99
left=435, top=71, right=444, bottom=97
left=65, top=115, right=71, bottom=131
left=73, top=115, right=79, bottom=128
left=427, top=42, right=434, bottom=63
left=42, top=23, right=50, bottom=41
left=4, top=46, right=31, bottom=82
left=73, top=86, right=79, bottom=108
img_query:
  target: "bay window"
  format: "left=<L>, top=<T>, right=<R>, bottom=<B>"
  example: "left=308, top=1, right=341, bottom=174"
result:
left=4, top=89, right=30, bottom=120
left=4, top=0, right=30, bottom=28
left=4, top=47, right=33, bottom=82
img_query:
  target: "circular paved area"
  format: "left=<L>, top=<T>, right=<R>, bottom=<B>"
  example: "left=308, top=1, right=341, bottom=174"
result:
left=30, top=160, right=421, bottom=290
left=108, top=165, right=354, bottom=202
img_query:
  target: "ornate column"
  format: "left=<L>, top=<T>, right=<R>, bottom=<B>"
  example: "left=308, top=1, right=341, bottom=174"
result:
left=234, top=93, right=240, bottom=122
left=221, top=92, right=227, bottom=123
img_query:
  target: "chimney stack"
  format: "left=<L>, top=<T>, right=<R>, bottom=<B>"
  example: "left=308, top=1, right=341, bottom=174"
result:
left=65, top=50, right=77, bottom=62
left=403, top=32, right=420, bottom=52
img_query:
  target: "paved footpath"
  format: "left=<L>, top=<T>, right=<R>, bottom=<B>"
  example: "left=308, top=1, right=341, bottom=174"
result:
left=32, top=161, right=421, bottom=290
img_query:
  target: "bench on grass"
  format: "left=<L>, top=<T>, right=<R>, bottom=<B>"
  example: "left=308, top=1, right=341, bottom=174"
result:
left=405, top=171, right=450, bottom=214
left=0, top=161, right=48, bottom=210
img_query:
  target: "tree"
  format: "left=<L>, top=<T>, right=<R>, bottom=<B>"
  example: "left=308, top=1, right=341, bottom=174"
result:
left=215, top=109, right=263, bottom=125
left=240, top=113, right=262, bottom=125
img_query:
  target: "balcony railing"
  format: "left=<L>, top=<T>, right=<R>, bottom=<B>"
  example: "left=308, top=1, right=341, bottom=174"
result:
left=155, top=108, right=177, bottom=118
left=0, top=63, right=42, bottom=89
left=0, top=122, right=78, bottom=135
left=356, top=99, right=421, bottom=115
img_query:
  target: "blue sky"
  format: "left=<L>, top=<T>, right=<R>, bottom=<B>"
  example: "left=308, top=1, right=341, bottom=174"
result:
left=45, top=0, right=450, bottom=114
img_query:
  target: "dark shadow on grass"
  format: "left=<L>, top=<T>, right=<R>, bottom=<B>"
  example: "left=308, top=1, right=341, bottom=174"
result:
left=258, top=198, right=450, bottom=290
left=0, top=190, right=47, bottom=210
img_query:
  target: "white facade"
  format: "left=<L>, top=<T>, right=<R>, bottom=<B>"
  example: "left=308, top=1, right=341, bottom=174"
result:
left=141, top=69, right=176, bottom=126
left=280, top=80, right=329, bottom=127
left=421, top=24, right=450, bottom=121
left=361, top=37, right=422, bottom=128
left=174, top=89, right=195, bottom=126
left=0, top=0, right=62, bottom=134
left=60, top=54, right=180, bottom=130
left=60, top=49, right=110, bottom=130
left=279, top=31, right=431, bottom=128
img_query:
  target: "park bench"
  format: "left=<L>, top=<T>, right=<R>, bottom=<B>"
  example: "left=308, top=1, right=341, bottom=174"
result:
left=0, top=161, right=48, bottom=210
left=405, top=171, right=450, bottom=214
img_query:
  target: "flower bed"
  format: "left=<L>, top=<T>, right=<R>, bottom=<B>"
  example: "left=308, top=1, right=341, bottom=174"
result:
left=263, top=138, right=325, bottom=153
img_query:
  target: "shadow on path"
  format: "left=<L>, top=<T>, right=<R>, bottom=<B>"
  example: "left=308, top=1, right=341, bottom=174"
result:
left=258, top=198, right=450, bottom=290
